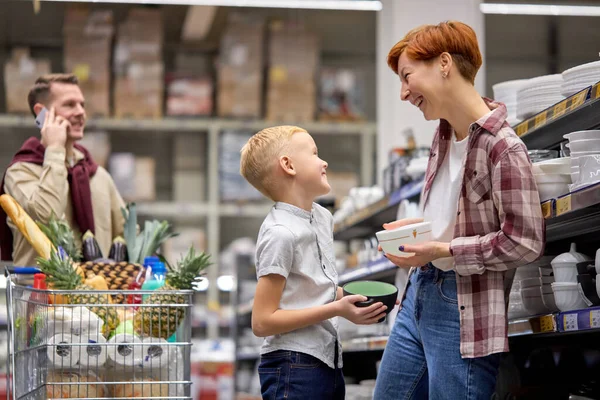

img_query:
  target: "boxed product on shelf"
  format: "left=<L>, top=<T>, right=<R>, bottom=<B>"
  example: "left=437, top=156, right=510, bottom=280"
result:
left=217, top=13, right=264, bottom=118
left=219, top=131, right=263, bottom=202
left=63, top=6, right=113, bottom=117
left=109, top=153, right=156, bottom=202
left=266, top=20, right=319, bottom=122
left=166, top=76, right=213, bottom=116
left=318, top=67, right=367, bottom=122
left=167, top=53, right=214, bottom=117
left=113, top=8, right=164, bottom=119
left=4, top=48, right=51, bottom=113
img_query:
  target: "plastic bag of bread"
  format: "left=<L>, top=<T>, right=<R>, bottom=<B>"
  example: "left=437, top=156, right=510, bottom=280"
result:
left=46, top=370, right=107, bottom=398
left=113, top=378, right=169, bottom=398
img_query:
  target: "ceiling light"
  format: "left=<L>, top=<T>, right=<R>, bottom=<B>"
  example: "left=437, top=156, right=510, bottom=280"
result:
left=480, top=3, right=600, bottom=17
left=39, top=0, right=383, bottom=11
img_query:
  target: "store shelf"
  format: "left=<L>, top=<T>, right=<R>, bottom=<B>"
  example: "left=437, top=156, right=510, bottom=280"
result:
left=0, top=114, right=376, bottom=136
left=333, top=180, right=423, bottom=241
left=237, top=300, right=254, bottom=316
left=236, top=350, right=260, bottom=361
left=544, top=182, right=600, bottom=242
left=136, top=201, right=274, bottom=219
left=518, top=82, right=600, bottom=150
left=341, top=336, right=388, bottom=353
left=338, top=257, right=397, bottom=285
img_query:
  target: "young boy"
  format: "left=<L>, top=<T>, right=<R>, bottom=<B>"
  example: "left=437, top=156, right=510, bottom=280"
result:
left=240, top=126, right=388, bottom=400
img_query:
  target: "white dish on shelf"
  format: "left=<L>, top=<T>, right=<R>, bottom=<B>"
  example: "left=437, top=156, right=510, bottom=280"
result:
left=552, top=282, right=588, bottom=312
left=376, top=221, right=432, bottom=257
left=532, top=157, right=571, bottom=175
left=564, top=130, right=600, bottom=141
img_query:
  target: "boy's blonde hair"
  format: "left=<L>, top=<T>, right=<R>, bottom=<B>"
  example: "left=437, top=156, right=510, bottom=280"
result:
left=240, top=125, right=307, bottom=200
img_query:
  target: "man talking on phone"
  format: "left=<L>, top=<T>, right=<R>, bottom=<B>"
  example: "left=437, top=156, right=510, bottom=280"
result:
left=0, top=74, right=126, bottom=266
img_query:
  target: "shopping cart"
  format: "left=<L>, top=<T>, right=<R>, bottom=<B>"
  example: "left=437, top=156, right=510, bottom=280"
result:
left=5, top=266, right=194, bottom=399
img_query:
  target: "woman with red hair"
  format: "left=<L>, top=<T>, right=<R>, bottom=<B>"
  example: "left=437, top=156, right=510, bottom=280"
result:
left=373, top=21, right=545, bottom=399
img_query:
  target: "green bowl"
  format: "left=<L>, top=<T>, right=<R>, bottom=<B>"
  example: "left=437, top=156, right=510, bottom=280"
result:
left=342, top=280, right=398, bottom=323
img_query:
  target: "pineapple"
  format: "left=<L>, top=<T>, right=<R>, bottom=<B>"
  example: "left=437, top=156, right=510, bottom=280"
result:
left=37, top=214, right=82, bottom=261
left=37, top=252, right=120, bottom=336
left=133, top=248, right=211, bottom=339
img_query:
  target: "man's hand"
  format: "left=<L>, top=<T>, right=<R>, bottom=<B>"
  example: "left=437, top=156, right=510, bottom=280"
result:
left=40, top=107, right=69, bottom=149
left=334, top=295, right=387, bottom=325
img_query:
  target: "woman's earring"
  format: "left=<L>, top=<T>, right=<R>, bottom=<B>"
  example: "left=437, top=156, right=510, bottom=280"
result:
left=442, top=72, right=447, bottom=78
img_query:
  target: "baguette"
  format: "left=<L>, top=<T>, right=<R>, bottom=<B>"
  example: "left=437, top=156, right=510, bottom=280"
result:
left=0, top=194, right=54, bottom=260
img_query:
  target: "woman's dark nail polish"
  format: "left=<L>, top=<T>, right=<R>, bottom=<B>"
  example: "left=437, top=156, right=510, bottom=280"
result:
left=399, top=245, right=405, bottom=252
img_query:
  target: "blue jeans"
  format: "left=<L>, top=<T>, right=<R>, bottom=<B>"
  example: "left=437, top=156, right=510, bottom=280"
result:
left=258, top=350, right=345, bottom=400
left=374, top=266, right=501, bottom=400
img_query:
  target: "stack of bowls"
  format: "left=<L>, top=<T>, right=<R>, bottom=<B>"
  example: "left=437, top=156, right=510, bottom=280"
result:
left=551, top=243, right=591, bottom=312
left=564, top=130, right=600, bottom=190
left=508, top=257, right=555, bottom=318
left=531, top=157, right=572, bottom=202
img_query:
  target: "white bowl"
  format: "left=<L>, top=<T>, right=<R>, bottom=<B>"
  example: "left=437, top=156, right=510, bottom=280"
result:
left=376, top=221, right=432, bottom=257
left=534, top=173, right=572, bottom=184
left=522, top=293, right=550, bottom=315
left=564, top=130, right=600, bottom=141
left=537, top=182, right=570, bottom=202
left=551, top=262, right=578, bottom=283
left=567, top=139, right=600, bottom=153
left=521, top=277, right=541, bottom=288
left=552, top=283, right=588, bottom=312
left=542, top=292, right=559, bottom=312
left=532, top=157, right=571, bottom=175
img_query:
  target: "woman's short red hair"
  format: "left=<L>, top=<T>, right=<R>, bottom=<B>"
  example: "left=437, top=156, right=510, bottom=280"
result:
left=387, top=21, right=482, bottom=84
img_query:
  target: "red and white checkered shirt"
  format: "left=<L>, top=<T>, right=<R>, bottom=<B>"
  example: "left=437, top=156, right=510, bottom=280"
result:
left=421, top=99, right=546, bottom=358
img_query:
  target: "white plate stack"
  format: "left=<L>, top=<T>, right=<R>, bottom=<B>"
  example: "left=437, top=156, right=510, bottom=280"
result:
left=516, top=74, right=564, bottom=120
left=492, top=79, right=528, bottom=126
left=561, top=60, right=600, bottom=98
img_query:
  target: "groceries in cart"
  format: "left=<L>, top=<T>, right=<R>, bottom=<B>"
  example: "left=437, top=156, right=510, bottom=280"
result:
left=2, top=194, right=210, bottom=399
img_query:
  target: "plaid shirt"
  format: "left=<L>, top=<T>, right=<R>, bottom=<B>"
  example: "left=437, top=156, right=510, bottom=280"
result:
left=420, top=99, right=545, bottom=358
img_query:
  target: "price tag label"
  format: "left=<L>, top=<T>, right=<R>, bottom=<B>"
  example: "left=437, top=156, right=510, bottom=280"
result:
left=570, top=91, right=588, bottom=110
left=541, top=201, right=553, bottom=219
left=563, top=314, right=578, bottom=331
left=593, top=83, right=600, bottom=100
left=556, top=195, right=572, bottom=216
left=590, top=310, right=600, bottom=328
left=539, top=315, right=555, bottom=332
left=553, top=102, right=567, bottom=119
left=534, top=111, right=547, bottom=129
left=516, top=123, right=528, bottom=137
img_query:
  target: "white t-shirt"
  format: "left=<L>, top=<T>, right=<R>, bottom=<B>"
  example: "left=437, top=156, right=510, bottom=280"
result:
left=423, top=135, right=469, bottom=271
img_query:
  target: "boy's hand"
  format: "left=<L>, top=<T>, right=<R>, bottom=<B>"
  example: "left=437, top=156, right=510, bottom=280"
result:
left=335, top=295, right=387, bottom=325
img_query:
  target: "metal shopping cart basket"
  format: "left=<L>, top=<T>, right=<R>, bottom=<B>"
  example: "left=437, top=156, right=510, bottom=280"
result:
left=5, top=266, right=193, bottom=399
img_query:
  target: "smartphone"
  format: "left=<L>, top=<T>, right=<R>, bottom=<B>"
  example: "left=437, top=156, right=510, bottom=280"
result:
left=35, top=107, right=48, bottom=129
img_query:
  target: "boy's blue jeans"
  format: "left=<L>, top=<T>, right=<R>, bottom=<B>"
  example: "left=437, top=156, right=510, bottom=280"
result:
left=374, top=265, right=501, bottom=400
left=258, top=349, right=345, bottom=400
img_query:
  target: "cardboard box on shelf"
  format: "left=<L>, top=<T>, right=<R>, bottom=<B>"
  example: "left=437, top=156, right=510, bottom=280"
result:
left=266, top=21, right=319, bottom=122
left=319, top=67, right=367, bottom=122
left=113, top=62, right=164, bottom=119
left=109, top=154, right=156, bottom=201
left=4, top=48, right=51, bottom=114
left=167, top=76, right=213, bottom=116
left=63, top=5, right=114, bottom=38
left=163, top=228, right=207, bottom=267
left=174, top=171, right=205, bottom=203
left=78, top=131, right=111, bottom=168
left=217, top=13, right=264, bottom=118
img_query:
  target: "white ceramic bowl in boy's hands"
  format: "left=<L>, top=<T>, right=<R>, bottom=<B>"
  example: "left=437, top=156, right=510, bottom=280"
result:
left=376, top=221, right=432, bottom=257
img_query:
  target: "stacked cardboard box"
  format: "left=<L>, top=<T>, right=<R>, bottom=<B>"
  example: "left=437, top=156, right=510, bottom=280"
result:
left=113, top=9, right=164, bottom=119
left=166, top=53, right=213, bottom=116
left=217, top=13, right=264, bottom=118
left=63, top=6, right=113, bottom=117
left=266, top=21, right=319, bottom=122
left=4, top=48, right=51, bottom=113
